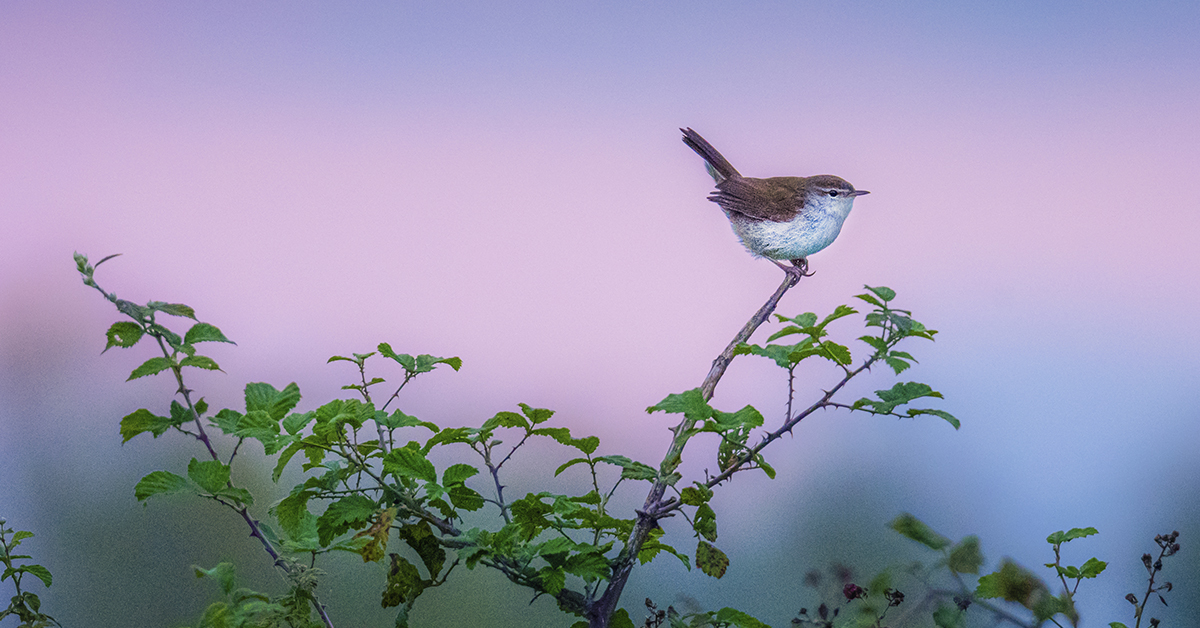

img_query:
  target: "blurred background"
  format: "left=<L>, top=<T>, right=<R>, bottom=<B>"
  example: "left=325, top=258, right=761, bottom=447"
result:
left=2, top=1, right=1198, bottom=626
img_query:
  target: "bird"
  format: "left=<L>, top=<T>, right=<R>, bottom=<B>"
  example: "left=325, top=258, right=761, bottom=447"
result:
left=681, top=127, right=868, bottom=277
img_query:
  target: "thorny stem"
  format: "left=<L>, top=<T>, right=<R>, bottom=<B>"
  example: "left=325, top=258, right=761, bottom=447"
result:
left=587, top=272, right=799, bottom=628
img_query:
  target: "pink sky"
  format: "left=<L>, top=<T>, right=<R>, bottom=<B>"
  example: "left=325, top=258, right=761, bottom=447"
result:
left=2, top=2, right=1198, bottom=626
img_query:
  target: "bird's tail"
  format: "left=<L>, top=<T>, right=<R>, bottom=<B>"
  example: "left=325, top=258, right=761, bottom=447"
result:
left=681, top=127, right=741, bottom=183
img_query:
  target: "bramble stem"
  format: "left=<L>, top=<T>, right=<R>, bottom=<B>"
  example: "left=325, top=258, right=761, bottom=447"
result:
left=587, top=272, right=799, bottom=628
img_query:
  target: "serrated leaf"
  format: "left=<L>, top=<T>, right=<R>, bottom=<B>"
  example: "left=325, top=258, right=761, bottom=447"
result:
left=1079, top=557, right=1107, bottom=578
left=864, top=285, right=896, bottom=302
left=680, top=486, right=712, bottom=506
left=564, top=550, right=611, bottom=581
left=694, top=504, right=717, bottom=541
left=1060, top=527, right=1099, bottom=543
left=518, top=402, right=554, bottom=424
left=120, top=408, right=175, bottom=442
left=908, top=408, right=961, bottom=429
left=149, top=302, right=197, bottom=319
left=317, top=495, right=378, bottom=546
left=595, top=455, right=656, bottom=481
left=104, top=321, right=143, bottom=351
left=127, top=356, right=173, bottom=380
left=378, top=409, right=439, bottom=431
left=134, top=470, right=193, bottom=501
left=483, top=411, right=527, bottom=430
left=282, top=411, right=316, bottom=435
left=19, top=564, right=53, bottom=588
left=818, top=341, right=852, bottom=365
left=855, top=382, right=945, bottom=415
left=696, top=541, right=728, bottom=578
left=647, top=389, right=712, bottom=422
left=184, top=322, right=234, bottom=345
left=187, top=458, right=231, bottom=493
left=273, top=490, right=317, bottom=542
left=180, top=355, right=220, bottom=371
left=443, top=463, right=479, bottom=486
left=890, top=513, right=950, bottom=550
left=555, top=457, right=590, bottom=477
left=414, top=353, right=462, bottom=373
left=539, top=566, right=566, bottom=595
left=396, top=522, right=445, bottom=577
left=245, top=382, right=302, bottom=422
left=383, top=447, right=437, bottom=483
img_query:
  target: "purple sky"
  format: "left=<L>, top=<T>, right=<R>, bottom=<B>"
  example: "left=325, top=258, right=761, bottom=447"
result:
left=2, top=2, right=1198, bottom=626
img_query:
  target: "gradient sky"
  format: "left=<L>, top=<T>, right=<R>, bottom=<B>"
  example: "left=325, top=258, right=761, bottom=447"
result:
left=2, top=2, right=1199, bottom=626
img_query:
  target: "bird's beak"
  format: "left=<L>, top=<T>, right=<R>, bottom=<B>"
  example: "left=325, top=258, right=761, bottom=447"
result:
left=850, top=190, right=870, bottom=197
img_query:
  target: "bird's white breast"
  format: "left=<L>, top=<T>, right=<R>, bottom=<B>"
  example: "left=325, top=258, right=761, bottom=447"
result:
left=728, top=196, right=856, bottom=261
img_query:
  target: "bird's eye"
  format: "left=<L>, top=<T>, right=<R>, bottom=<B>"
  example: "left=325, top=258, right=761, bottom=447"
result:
left=828, top=190, right=840, bottom=197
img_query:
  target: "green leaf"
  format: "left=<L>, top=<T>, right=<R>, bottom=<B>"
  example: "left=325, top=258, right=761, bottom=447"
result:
left=908, top=408, right=961, bottom=429
left=282, top=411, right=316, bottom=435
left=510, top=494, right=553, bottom=541
left=273, top=490, right=317, bottom=542
left=414, top=353, right=462, bottom=373
left=1050, top=527, right=1099, bottom=544
left=564, top=550, right=611, bottom=581
left=890, top=513, right=950, bottom=550
left=397, top=522, right=446, bottom=578
left=948, top=536, right=983, bottom=574
left=818, top=341, right=852, bottom=365
left=854, top=382, right=945, bottom=414
left=184, top=322, right=235, bottom=345
left=708, top=405, right=764, bottom=431
left=538, top=566, right=566, bottom=594
left=382, top=447, right=437, bottom=483
left=180, top=355, right=220, bottom=371
left=120, top=408, right=175, bottom=442
left=378, top=409, right=439, bottom=432
left=442, top=463, right=479, bottom=486
left=245, top=382, right=301, bottom=422
left=448, top=484, right=484, bottom=511
left=317, top=495, right=378, bottom=546
left=694, top=504, right=717, bottom=541
left=187, top=458, right=231, bottom=493
left=680, top=485, right=713, bottom=506
left=595, top=455, right=656, bottom=481
left=647, top=389, right=712, bottom=422
left=148, top=301, right=197, bottom=319
left=18, top=564, right=53, bottom=588
left=134, top=470, right=193, bottom=501
left=696, top=540, right=728, bottom=578
left=104, top=321, right=143, bottom=351
left=128, top=356, right=173, bottom=380
left=518, top=402, right=554, bottom=424
left=1079, top=557, right=1108, bottom=578
left=864, top=285, right=896, bottom=302
left=638, top=537, right=690, bottom=569
left=482, top=411, right=528, bottom=430
left=555, top=457, right=590, bottom=477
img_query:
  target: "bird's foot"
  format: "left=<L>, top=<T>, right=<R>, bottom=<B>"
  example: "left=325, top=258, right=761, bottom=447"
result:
left=773, top=258, right=813, bottom=278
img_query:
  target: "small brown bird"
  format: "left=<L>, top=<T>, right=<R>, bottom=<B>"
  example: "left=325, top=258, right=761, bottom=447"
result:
left=681, top=128, right=868, bottom=277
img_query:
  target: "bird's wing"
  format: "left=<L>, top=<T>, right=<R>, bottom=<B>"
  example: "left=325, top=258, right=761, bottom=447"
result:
left=709, top=177, right=802, bottom=223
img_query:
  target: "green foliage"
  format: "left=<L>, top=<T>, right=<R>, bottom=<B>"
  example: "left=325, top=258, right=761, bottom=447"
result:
left=77, top=254, right=968, bottom=628
left=0, top=518, right=59, bottom=627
